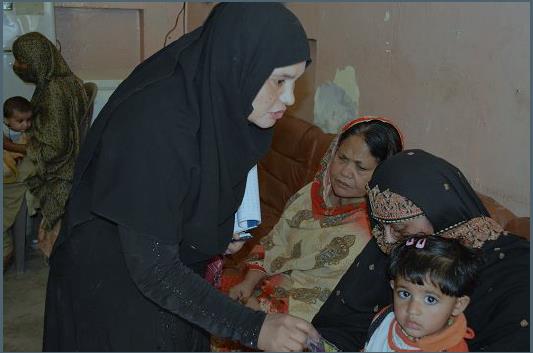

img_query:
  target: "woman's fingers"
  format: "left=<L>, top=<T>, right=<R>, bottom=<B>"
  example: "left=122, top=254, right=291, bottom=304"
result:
left=295, top=318, right=321, bottom=341
left=225, top=240, right=245, bottom=254
left=244, top=296, right=261, bottom=310
left=228, top=286, right=242, bottom=300
left=257, top=313, right=318, bottom=352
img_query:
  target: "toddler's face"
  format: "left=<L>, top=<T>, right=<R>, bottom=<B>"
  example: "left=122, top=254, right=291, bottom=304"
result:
left=6, top=110, right=32, bottom=132
left=390, top=277, right=469, bottom=339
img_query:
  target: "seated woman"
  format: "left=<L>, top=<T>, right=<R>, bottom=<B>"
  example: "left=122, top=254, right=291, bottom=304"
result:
left=223, top=116, right=403, bottom=314
left=312, top=149, right=529, bottom=352
left=12, top=32, right=88, bottom=257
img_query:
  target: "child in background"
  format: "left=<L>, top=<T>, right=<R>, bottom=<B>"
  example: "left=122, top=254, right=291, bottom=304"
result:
left=3, top=96, right=34, bottom=268
left=364, top=236, right=479, bottom=352
left=3, top=96, right=32, bottom=182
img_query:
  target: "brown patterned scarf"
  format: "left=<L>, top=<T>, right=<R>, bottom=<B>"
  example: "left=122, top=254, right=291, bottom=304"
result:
left=367, top=149, right=503, bottom=253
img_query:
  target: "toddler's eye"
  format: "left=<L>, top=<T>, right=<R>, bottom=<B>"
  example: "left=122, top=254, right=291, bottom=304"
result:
left=398, top=290, right=410, bottom=299
left=425, top=295, right=439, bottom=305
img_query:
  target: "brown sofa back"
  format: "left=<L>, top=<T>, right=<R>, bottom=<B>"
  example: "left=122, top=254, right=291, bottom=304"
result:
left=245, top=115, right=529, bottom=255
left=251, top=116, right=333, bottom=238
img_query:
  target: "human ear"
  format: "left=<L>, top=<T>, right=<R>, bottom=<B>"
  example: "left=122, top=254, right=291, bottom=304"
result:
left=389, top=280, right=395, bottom=290
left=451, top=295, right=471, bottom=316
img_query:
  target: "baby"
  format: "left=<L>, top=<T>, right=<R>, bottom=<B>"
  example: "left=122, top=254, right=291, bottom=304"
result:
left=3, top=96, right=32, bottom=181
left=364, top=235, right=479, bottom=352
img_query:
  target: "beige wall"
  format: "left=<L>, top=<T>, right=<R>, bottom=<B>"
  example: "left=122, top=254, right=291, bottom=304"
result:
left=187, top=3, right=530, bottom=216
left=50, top=3, right=531, bottom=216
left=55, top=2, right=185, bottom=79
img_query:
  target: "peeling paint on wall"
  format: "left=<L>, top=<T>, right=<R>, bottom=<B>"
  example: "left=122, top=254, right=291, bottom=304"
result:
left=314, top=65, right=359, bottom=133
left=333, top=66, right=359, bottom=104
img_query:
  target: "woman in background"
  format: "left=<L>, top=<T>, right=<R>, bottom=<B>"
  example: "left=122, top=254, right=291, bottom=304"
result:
left=12, top=32, right=88, bottom=257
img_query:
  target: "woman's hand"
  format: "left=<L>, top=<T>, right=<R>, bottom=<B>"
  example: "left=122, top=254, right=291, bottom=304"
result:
left=3, top=135, right=27, bottom=155
left=228, top=269, right=267, bottom=301
left=11, top=152, right=25, bottom=162
left=257, top=313, right=320, bottom=352
left=224, top=233, right=245, bottom=255
left=244, top=296, right=261, bottom=310
left=228, top=279, right=256, bottom=302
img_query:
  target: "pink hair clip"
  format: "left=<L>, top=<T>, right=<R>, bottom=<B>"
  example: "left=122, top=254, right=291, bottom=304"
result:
left=415, top=238, right=426, bottom=249
left=405, top=237, right=426, bottom=249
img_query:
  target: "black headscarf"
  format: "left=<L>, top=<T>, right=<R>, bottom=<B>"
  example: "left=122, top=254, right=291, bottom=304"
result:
left=66, top=3, right=311, bottom=261
left=367, top=149, right=503, bottom=252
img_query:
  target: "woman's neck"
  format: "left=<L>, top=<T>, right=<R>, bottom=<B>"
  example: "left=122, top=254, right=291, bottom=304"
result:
left=329, top=193, right=366, bottom=207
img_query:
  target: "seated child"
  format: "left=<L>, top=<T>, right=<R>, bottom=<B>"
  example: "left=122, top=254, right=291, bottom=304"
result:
left=3, top=96, right=32, bottom=183
left=364, top=236, right=479, bottom=352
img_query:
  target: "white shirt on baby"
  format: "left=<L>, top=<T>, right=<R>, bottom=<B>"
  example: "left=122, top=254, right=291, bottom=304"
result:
left=3, top=123, right=23, bottom=143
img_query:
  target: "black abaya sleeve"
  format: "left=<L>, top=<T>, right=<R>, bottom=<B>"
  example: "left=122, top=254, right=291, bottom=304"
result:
left=311, top=239, right=391, bottom=351
left=117, top=224, right=266, bottom=348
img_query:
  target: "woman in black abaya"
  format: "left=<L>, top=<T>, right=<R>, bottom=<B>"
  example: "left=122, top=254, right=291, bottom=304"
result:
left=43, top=3, right=316, bottom=351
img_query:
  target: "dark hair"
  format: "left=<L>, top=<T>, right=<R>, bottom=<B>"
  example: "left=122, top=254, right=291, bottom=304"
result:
left=388, top=235, right=481, bottom=297
left=338, top=120, right=403, bottom=162
left=4, top=96, right=32, bottom=118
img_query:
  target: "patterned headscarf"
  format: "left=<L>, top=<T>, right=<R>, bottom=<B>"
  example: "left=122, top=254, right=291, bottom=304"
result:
left=13, top=32, right=88, bottom=230
left=12, top=32, right=72, bottom=84
left=367, top=149, right=503, bottom=253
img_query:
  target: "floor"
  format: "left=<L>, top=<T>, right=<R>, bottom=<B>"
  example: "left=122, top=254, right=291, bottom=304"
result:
left=3, top=248, right=49, bottom=352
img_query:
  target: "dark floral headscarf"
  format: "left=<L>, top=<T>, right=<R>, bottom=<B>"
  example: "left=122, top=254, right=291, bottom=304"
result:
left=367, top=149, right=503, bottom=253
left=13, top=32, right=88, bottom=230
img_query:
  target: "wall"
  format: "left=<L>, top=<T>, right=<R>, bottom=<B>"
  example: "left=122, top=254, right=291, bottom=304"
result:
left=54, top=2, right=185, bottom=79
left=187, top=3, right=530, bottom=216
left=53, top=2, right=185, bottom=119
